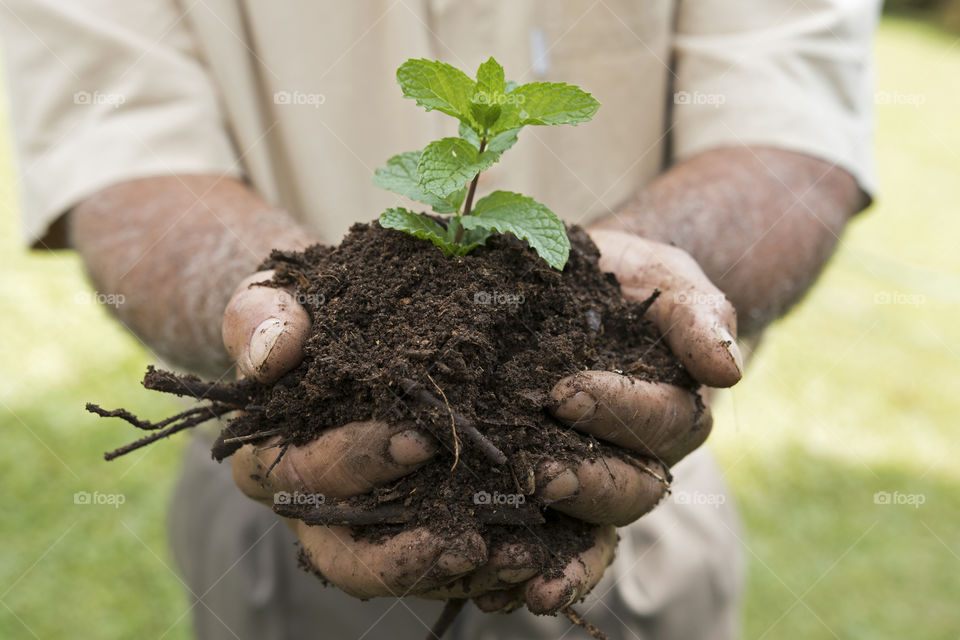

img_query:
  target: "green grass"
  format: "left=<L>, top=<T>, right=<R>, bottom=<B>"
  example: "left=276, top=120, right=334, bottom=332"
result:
left=709, top=15, right=960, bottom=640
left=1, top=14, right=958, bottom=640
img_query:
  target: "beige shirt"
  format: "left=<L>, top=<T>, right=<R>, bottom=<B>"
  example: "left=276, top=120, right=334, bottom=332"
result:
left=1, top=0, right=879, bottom=248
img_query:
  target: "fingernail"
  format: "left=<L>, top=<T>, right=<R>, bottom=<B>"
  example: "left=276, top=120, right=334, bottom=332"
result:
left=438, top=551, right=476, bottom=575
left=541, top=469, right=579, bottom=502
left=248, top=318, right=285, bottom=372
left=715, top=325, right=743, bottom=377
left=554, top=391, right=596, bottom=422
left=388, top=430, right=436, bottom=466
left=496, top=567, right=538, bottom=583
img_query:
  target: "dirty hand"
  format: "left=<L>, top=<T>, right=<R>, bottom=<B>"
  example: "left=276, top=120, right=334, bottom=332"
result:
left=462, top=231, right=743, bottom=613
left=538, top=228, right=742, bottom=524
left=222, top=271, right=545, bottom=600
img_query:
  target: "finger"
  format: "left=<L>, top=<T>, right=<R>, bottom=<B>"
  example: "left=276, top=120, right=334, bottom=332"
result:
left=417, top=541, right=541, bottom=599
left=222, top=269, right=311, bottom=383
left=524, top=525, right=616, bottom=615
left=550, top=371, right=712, bottom=465
left=295, top=522, right=487, bottom=599
left=589, top=229, right=742, bottom=387
left=231, top=421, right=436, bottom=503
left=536, top=456, right=669, bottom=526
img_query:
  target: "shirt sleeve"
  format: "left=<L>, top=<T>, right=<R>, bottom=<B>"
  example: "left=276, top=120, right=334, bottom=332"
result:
left=0, top=0, right=241, bottom=248
left=671, top=0, right=881, bottom=197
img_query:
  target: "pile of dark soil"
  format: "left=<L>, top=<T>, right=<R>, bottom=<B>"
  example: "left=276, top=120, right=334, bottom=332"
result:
left=90, top=221, right=698, bottom=604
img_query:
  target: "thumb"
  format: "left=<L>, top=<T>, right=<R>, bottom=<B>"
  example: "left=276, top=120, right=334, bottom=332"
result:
left=589, top=229, right=742, bottom=388
left=222, top=270, right=311, bottom=383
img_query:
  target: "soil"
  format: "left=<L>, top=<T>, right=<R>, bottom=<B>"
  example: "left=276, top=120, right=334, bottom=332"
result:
left=229, top=222, right=695, bottom=579
left=92, top=220, right=699, bottom=607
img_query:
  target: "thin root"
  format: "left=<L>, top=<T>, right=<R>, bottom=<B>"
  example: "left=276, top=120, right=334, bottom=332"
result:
left=92, top=402, right=236, bottom=460
left=561, top=606, right=609, bottom=640
left=400, top=378, right=507, bottom=466
left=426, top=373, right=459, bottom=470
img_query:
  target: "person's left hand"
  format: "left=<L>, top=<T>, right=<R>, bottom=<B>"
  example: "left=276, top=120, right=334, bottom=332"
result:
left=440, top=228, right=744, bottom=614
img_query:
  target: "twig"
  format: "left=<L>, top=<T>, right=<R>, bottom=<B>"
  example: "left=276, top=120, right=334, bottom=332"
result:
left=561, top=606, right=609, bottom=640
left=399, top=378, right=507, bottom=466
left=426, top=598, right=466, bottom=640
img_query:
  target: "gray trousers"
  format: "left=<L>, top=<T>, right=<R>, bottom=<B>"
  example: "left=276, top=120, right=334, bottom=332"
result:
left=169, top=437, right=744, bottom=639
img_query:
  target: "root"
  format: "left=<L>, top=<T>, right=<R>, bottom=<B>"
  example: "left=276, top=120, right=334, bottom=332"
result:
left=426, top=598, right=466, bottom=640
left=561, top=606, right=609, bottom=640
left=635, top=289, right=661, bottom=316
left=400, top=378, right=507, bottom=466
left=89, top=401, right=237, bottom=460
left=263, top=442, right=290, bottom=478
left=142, top=365, right=254, bottom=405
left=426, top=373, right=459, bottom=470
left=221, top=429, right=282, bottom=444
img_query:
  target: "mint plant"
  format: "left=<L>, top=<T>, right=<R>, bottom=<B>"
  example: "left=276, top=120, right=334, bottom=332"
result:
left=374, top=57, right=599, bottom=270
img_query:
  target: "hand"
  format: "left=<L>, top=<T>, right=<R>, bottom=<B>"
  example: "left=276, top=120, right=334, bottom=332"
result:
left=220, top=270, right=617, bottom=612
left=465, top=230, right=744, bottom=613
left=223, top=271, right=488, bottom=597
left=540, top=230, right=741, bottom=514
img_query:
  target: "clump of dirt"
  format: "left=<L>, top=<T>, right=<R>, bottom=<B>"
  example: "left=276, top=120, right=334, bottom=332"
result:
left=89, top=221, right=698, bottom=609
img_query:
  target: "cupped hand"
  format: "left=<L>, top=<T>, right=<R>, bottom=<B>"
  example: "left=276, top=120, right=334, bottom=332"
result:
left=537, top=230, right=743, bottom=526
left=223, top=271, right=489, bottom=597
left=464, top=230, right=743, bottom=613
left=537, top=229, right=741, bottom=526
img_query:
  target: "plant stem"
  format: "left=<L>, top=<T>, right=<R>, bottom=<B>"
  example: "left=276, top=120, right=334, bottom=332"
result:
left=455, top=139, right=486, bottom=243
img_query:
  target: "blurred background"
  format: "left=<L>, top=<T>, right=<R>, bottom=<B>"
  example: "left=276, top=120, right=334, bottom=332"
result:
left=1, top=8, right=958, bottom=640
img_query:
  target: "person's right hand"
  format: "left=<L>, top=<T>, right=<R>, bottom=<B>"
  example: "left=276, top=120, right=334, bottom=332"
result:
left=222, top=271, right=534, bottom=599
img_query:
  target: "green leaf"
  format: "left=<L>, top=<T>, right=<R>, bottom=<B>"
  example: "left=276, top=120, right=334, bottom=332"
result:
left=459, top=191, right=570, bottom=270
left=471, top=58, right=508, bottom=132
left=459, top=122, right=481, bottom=148
left=493, top=82, right=600, bottom=134
left=379, top=208, right=459, bottom=256
left=417, top=138, right=500, bottom=198
left=486, top=127, right=520, bottom=154
left=373, top=152, right=464, bottom=213
left=476, top=57, right=506, bottom=96
left=397, top=59, right=477, bottom=127
left=459, top=121, right=519, bottom=154
left=470, top=101, right=501, bottom=130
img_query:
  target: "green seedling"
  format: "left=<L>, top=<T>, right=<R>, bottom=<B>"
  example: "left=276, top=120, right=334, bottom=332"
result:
left=374, top=57, right=600, bottom=270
